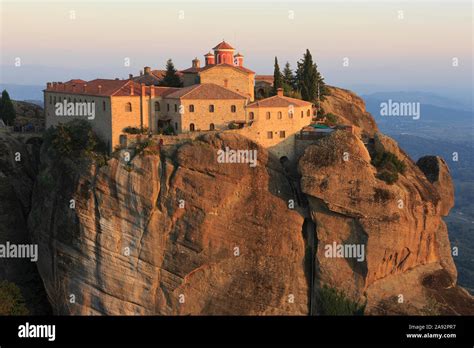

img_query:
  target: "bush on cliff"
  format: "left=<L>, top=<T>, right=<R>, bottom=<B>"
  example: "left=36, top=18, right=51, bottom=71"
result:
left=316, top=285, right=365, bottom=315
left=44, top=120, right=108, bottom=166
left=371, top=150, right=406, bottom=185
left=0, top=280, right=29, bottom=315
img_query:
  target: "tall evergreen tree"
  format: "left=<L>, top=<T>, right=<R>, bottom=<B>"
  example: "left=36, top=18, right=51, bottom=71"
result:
left=297, top=49, right=329, bottom=102
left=272, top=57, right=283, bottom=95
left=0, top=90, right=16, bottom=126
left=282, top=62, right=294, bottom=89
left=161, top=59, right=182, bottom=87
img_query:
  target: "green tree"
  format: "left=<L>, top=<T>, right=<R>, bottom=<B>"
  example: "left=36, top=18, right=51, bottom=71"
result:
left=160, top=59, right=182, bottom=87
left=0, top=90, right=16, bottom=126
left=282, top=62, right=295, bottom=95
left=272, top=57, right=283, bottom=95
left=0, top=280, right=29, bottom=315
left=297, top=50, right=329, bottom=102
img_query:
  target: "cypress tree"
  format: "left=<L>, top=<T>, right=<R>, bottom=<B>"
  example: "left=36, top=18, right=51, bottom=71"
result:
left=298, top=49, right=329, bottom=102
left=272, top=57, right=283, bottom=95
left=161, top=59, right=182, bottom=87
left=0, top=90, right=16, bottom=126
left=282, top=62, right=295, bottom=94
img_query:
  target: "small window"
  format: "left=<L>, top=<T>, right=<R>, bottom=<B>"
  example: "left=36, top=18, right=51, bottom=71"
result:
left=125, top=102, right=132, bottom=112
left=209, top=105, right=215, bottom=113
left=301, top=110, right=304, bottom=118
left=103, top=101, right=106, bottom=111
left=53, top=96, right=56, bottom=104
left=307, top=109, right=311, bottom=117
left=266, top=112, right=271, bottom=120
left=288, top=110, right=293, bottom=118
left=267, top=131, right=273, bottom=139
left=189, top=104, right=195, bottom=112
left=49, top=96, right=52, bottom=104
left=278, top=111, right=282, bottom=119
left=210, top=123, right=215, bottom=131
left=175, top=122, right=178, bottom=130
left=154, top=102, right=160, bottom=111
left=167, top=104, right=170, bottom=112
left=279, top=131, right=286, bottom=138
left=174, top=104, right=178, bottom=112
left=249, top=112, right=254, bottom=120
left=231, top=105, right=236, bottom=113
left=189, top=123, right=195, bottom=131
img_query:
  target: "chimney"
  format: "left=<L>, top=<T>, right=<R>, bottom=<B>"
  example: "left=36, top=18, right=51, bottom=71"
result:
left=71, top=84, right=76, bottom=92
left=83, top=84, right=87, bottom=93
left=144, top=66, right=151, bottom=75
left=204, top=52, right=215, bottom=66
left=140, top=70, right=143, bottom=76
left=46, top=82, right=51, bottom=89
left=192, top=57, right=200, bottom=69
left=129, top=74, right=133, bottom=80
left=130, top=83, right=134, bottom=96
left=277, top=88, right=283, bottom=97
left=98, top=85, right=102, bottom=94
left=149, top=85, right=155, bottom=98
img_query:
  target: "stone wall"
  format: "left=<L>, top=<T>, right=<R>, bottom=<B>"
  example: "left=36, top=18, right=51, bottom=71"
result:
left=199, top=66, right=254, bottom=101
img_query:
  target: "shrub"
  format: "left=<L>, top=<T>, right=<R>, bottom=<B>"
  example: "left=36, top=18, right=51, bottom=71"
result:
left=324, top=113, right=339, bottom=125
left=373, top=187, right=392, bottom=202
left=371, top=150, right=406, bottom=185
left=163, top=125, right=175, bottom=135
left=43, top=119, right=108, bottom=166
left=0, top=281, right=29, bottom=315
left=123, top=126, right=149, bottom=134
left=316, top=285, right=365, bottom=315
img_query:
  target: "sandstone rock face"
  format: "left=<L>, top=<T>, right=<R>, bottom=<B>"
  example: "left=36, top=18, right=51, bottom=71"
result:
left=0, top=132, right=50, bottom=314
left=29, top=133, right=309, bottom=315
left=298, top=129, right=467, bottom=313
left=321, top=86, right=378, bottom=136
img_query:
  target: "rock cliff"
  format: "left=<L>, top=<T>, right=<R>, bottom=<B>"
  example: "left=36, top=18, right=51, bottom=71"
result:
left=3, top=87, right=470, bottom=315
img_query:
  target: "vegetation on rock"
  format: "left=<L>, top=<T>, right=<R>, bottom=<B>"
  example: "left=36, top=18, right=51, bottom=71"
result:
left=316, top=285, right=365, bottom=315
left=0, top=280, right=29, bottom=315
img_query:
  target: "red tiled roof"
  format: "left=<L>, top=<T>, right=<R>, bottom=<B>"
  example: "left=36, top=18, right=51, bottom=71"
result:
left=246, top=95, right=313, bottom=108
left=150, top=86, right=181, bottom=97
left=165, top=83, right=247, bottom=100
left=213, top=41, right=234, bottom=50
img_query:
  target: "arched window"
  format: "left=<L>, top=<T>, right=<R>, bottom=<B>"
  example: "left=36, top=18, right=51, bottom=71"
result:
left=249, top=112, right=254, bottom=120
left=125, top=102, right=132, bottom=112
left=266, top=112, right=271, bottom=119
left=231, top=105, right=236, bottom=113
left=288, top=110, right=293, bottom=118
left=189, top=104, right=195, bottom=112
left=209, top=123, right=215, bottom=131
left=209, top=105, right=215, bottom=112
left=301, top=110, right=304, bottom=118
left=278, top=111, right=282, bottom=119
left=189, top=123, right=195, bottom=131
left=154, top=102, right=160, bottom=111
left=307, top=109, right=311, bottom=117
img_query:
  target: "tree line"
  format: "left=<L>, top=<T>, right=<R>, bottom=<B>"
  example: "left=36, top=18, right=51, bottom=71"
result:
left=272, top=49, right=329, bottom=103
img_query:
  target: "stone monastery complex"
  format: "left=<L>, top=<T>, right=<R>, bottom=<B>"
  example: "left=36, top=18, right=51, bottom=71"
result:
left=44, top=41, right=315, bottom=158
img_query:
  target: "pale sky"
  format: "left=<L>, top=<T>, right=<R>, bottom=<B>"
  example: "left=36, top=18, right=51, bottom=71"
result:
left=0, top=0, right=472, bottom=99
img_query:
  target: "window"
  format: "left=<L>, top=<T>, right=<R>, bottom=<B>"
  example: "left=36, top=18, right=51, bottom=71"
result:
left=249, top=112, right=254, bottom=120
left=209, top=105, right=215, bottom=112
left=53, top=96, right=56, bottom=104
left=174, top=104, right=178, bottom=112
left=175, top=122, right=178, bottom=130
left=125, top=102, right=132, bottom=112
left=103, top=101, right=106, bottom=111
left=288, top=110, right=293, bottom=118
left=307, top=109, right=311, bottom=117
left=267, top=131, right=273, bottom=139
left=154, top=102, right=160, bottom=111
left=231, top=105, right=236, bottom=113
left=278, top=111, right=282, bottom=119
left=301, top=110, right=304, bottom=118
left=189, top=123, right=195, bottom=131
left=210, top=123, right=215, bottom=131
left=49, top=96, right=52, bottom=104
left=167, top=104, right=170, bottom=112
left=189, top=104, right=195, bottom=112
left=266, top=112, right=271, bottom=120
left=279, top=131, right=286, bottom=138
